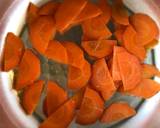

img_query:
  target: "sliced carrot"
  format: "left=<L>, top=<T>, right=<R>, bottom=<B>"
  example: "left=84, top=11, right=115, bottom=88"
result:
left=22, top=80, right=44, bottom=114
left=15, top=50, right=41, bottom=90
left=129, top=13, right=159, bottom=45
left=55, top=0, right=87, bottom=33
left=3, top=32, right=24, bottom=71
left=100, top=102, right=136, bottom=123
left=39, top=99, right=76, bottom=128
left=61, top=42, right=85, bottom=69
left=111, top=1, right=129, bottom=25
left=73, top=1, right=102, bottom=24
left=114, top=27, right=126, bottom=44
left=82, top=40, right=116, bottom=59
left=123, top=25, right=146, bottom=61
left=38, top=1, right=60, bottom=16
left=46, top=81, right=68, bottom=116
left=119, top=79, right=160, bottom=99
left=91, top=58, right=116, bottom=101
left=145, top=39, right=159, bottom=49
left=27, top=2, right=39, bottom=24
left=82, top=18, right=112, bottom=40
left=29, top=16, right=56, bottom=54
left=76, top=87, right=104, bottom=125
left=44, top=40, right=68, bottom=64
left=68, top=60, right=91, bottom=90
left=142, top=64, right=160, bottom=78
left=116, top=47, right=142, bottom=91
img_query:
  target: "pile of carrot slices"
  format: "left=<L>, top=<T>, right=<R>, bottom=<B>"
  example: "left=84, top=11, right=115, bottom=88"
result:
left=1, top=0, right=160, bottom=127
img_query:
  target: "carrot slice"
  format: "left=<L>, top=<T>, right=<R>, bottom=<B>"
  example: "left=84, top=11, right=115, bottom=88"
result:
left=82, top=18, right=112, bottom=40
left=111, top=1, right=129, bottom=25
left=116, top=47, right=142, bottom=91
left=129, top=13, right=159, bottom=45
left=145, top=39, right=159, bottom=49
left=46, top=81, right=68, bottom=116
left=27, top=2, right=39, bottom=24
left=100, top=102, right=136, bottom=123
left=55, top=0, right=87, bottom=33
left=123, top=25, right=146, bottom=61
left=3, top=32, right=24, bottom=71
left=29, top=16, right=56, bottom=54
left=73, top=1, right=102, bottom=24
left=15, top=50, right=41, bottom=90
left=61, top=42, right=85, bottom=69
left=119, top=79, right=160, bottom=99
left=44, top=40, right=68, bottom=64
left=68, top=60, right=91, bottom=90
left=114, top=27, right=126, bottom=44
left=22, top=80, right=44, bottom=114
left=76, top=87, right=104, bottom=125
left=82, top=40, right=116, bottom=58
left=39, top=99, right=76, bottom=128
left=142, top=64, right=160, bottom=78
left=91, top=58, right=116, bottom=101
left=38, top=1, right=60, bottom=16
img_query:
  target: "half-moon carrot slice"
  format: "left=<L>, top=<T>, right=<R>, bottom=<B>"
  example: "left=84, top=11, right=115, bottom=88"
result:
left=55, top=0, right=87, bottom=33
left=123, top=25, right=146, bottom=61
left=68, top=60, right=91, bottom=90
left=100, top=102, right=136, bottom=124
left=116, top=47, right=142, bottom=91
left=38, top=1, right=60, bottom=16
left=29, top=16, right=56, bottom=54
left=129, top=13, right=159, bottom=45
left=82, top=40, right=116, bottom=58
left=44, top=40, right=68, bottom=64
left=142, top=64, right=160, bottom=78
left=3, top=32, right=24, bottom=71
left=22, top=80, right=44, bottom=114
left=39, top=99, right=76, bottom=128
left=62, top=42, right=85, bottom=69
left=46, top=81, right=68, bottom=116
left=119, top=79, right=160, bottom=99
left=145, top=39, right=159, bottom=49
left=76, top=87, right=104, bottom=125
left=15, top=50, right=41, bottom=90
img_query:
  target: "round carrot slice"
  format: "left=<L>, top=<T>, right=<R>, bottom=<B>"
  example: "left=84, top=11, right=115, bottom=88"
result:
left=68, top=60, right=91, bottom=90
left=76, top=87, right=104, bottom=125
left=129, top=13, right=159, bottom=45
left=22, top=80, right=44, bottom=114
left=3, top=32, right=24, bottom=71
left=44, top=40, right=68, bottom=64
left=29, top=16, right=56, bottom=54
left=82, top=40, right=116, bottom=59
left=100, top=102, right=136, bottom=124
left=15, top=49, right=41, bottom=90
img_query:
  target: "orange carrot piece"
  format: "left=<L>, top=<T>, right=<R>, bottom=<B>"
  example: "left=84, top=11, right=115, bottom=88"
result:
left=22, top=80, right=44, bottom=114
left=29, top=16, right=56, bottom=54
left=91, top=58, right=116, bottom=101
left=46, top=81, right=68, bottom=116
left=76, top=87, right=104, bottom=125
left=129, top=13, right=159, bottom=45
left=62, top=42, right=85, bottom=69
left=68, top=60, right=91, bottom=90
left=116, top=47, right=142, bottom=91
left=27, top=2, right=39, bottom=24
left=100, top=102, right=136, bottom=123
left=123, top=25, right=146, bottom=61
left=73, top=1, right=102, bottom=24
left=3, top=32, right=24, bottom=71
left=15, top=50, right=41, bottom=90
left=119, top=79, right=160, bottom=99
left=82, top=40, right=116, bottom=59
left=145, top=39, right=159, bottom=49
left=39, top=99, right=76, bottom=128
left=114, top=27, right=126, bottom=44
left=55, top=0, right=87, bottom=33
left=142, top=64, right=160, bottom=78
left=44, top=40, right=68, bottom=64
left=38, top=1, right=60, bottom=16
